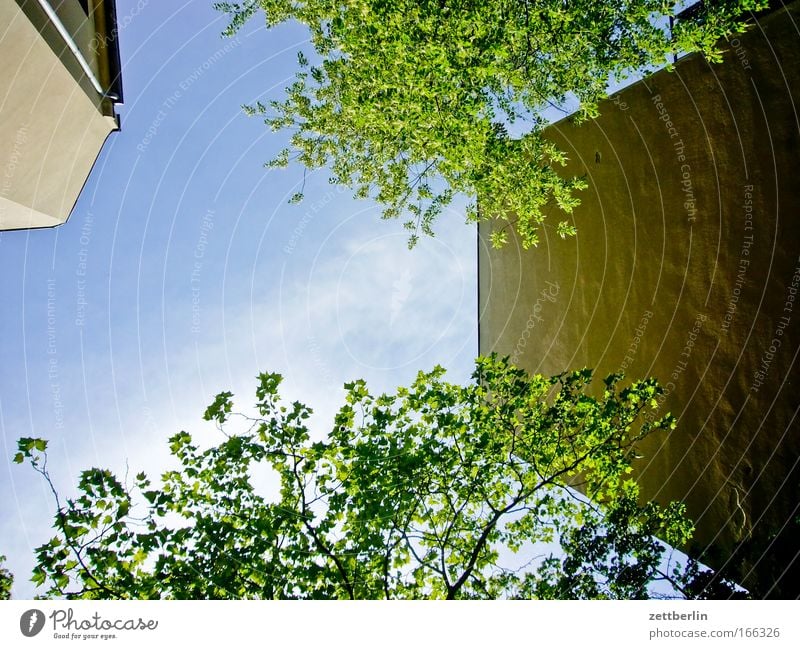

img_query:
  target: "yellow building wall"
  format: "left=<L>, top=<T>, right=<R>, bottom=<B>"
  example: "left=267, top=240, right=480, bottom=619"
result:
left=479, top=2, right=800, bottom=596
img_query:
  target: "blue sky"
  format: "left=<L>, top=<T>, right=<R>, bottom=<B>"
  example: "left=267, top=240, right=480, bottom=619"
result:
left=0, top=0, right=476, bottom=597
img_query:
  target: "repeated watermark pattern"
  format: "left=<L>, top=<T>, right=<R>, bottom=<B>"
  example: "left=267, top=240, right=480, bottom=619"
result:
left=190, top=209, right=215, bottom=335
left=89, top=0, right=150, bottom=55
left=728, top=37, right=753, bottom=72
left=652, top=94, right=696, bottom=223
left=307, top=335, right=335, bottom=388
left=137, top=37, right=242, bottom=153
left=618, top=309, right=654, bottom=375
left=46, top=279, right=63, bottom=430
left=390, top=269, right=412, bottom=328
left=0, top=123, right=28, bottom=227
left=75, top=214, right=93, bottom=328
left=283, top=187, right=347, bottom=254
left=510, top=281, right=559, bottom=364
left=648, top=313, right=708, bottom=418
left=751, top=256, right=800, bottom=393
left=721, top=185, right=755, bottom=335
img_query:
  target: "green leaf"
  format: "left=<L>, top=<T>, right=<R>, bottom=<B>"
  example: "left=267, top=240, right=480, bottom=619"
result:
left=228, top=0, right=762, bottom=248
left=203, top=392, right=234, bottom=423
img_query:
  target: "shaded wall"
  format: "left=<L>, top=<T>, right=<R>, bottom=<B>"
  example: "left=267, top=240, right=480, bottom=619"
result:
left=479, top=1, right=800, bottom=597
left=0, top=0, right=119, bottom=230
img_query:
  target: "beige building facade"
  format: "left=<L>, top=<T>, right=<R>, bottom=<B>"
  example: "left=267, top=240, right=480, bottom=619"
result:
left=0, top=0, right=122, bottom=230
left=479, top=2, right=800, bottom=597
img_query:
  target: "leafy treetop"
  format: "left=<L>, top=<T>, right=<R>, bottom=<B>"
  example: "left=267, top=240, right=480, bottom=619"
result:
left=216, top=0, right=766, bottom=248
left=0, top=555, right=12, bottom=600
left=15, top=355, right=708, bottom=599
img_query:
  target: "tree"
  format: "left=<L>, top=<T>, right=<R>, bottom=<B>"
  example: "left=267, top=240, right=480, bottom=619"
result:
left=0, top=555, right=12, bottom=599
left=216, top=0, right=766, bottom=248
left=16, top=355, right=699, bottom=599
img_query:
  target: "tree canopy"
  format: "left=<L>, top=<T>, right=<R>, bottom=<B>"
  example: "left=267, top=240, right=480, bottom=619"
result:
left=216, top=0, right=766, bottom=247
left=0, top=555, right=12, bottom=600
left=15, top=355, right=712, bottom=599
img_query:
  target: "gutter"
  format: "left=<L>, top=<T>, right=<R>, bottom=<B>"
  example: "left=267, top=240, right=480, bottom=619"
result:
left=34, top=0, right=115, bottom=99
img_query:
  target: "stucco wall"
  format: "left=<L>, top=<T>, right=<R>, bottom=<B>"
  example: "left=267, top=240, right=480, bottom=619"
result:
left=0, top=0, right=117, bottom=230
left=479, top=1, right=800, bottom=596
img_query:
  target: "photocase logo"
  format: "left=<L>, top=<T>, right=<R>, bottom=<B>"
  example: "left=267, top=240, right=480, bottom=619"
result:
left=20, top=609, right=45, bottom=637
